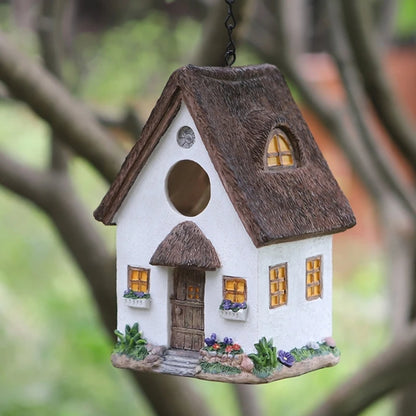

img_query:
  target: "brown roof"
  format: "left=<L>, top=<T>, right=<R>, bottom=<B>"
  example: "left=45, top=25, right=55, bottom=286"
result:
left=94, top=64, right=356, bottom=247
left=150, top=221, right=221, bottom=270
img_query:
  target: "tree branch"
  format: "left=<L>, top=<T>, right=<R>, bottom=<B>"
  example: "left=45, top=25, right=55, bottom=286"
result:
left=0, top=151, right=50, bottom=206
left=96, top=106, right=143, bottom=143
left=325, top=0, right=416, bottom=221
left=341, top=0, right=416, bottom=170
left=234, top=384, right=264, bottom=416
left=37, top=0, right=71, bottom=172
left=0, top=31, right=125, bottom=182
left=306, top=323, right=416, bottom=416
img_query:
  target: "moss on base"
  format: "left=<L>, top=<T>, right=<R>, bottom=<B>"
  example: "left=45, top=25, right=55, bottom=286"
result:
left=196, top=352, right=340, bottom=384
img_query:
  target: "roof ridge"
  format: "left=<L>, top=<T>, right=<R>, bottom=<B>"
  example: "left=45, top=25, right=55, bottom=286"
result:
left=177, top=63, right=277, bottom=82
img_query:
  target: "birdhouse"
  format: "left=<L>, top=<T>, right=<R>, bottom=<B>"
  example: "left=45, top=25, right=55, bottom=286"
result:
left=94, top=64, right=356, bottom=383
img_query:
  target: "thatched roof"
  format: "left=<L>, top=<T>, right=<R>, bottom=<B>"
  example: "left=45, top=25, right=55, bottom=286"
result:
left=150, top=222, right=221, bottom=270
left=94, top=64, right=355, bottom=247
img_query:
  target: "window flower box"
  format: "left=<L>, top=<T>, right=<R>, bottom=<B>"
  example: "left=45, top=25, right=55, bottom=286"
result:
left=123, top=289, right=151, bottom=309
left=219, top=299, right=248, bottom=321
left=123, top=297, right=151, bottom=309
left=219, top=307, right=248, bottom=321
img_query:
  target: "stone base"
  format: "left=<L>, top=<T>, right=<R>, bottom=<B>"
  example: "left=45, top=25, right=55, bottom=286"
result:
left=111, top=348, right=340, bottom=384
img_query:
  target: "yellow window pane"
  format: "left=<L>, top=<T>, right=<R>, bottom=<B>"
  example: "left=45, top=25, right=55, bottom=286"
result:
left=131, top=282, right=140, bottom=291
left=314, top=272, right=320, bottom=282
left=130, top=270, right=139, bottom=280
left=278, top=281, right=286, bottom=291
left=137, top=284, right=146, bottom=293
left=270, top=282, right=278, bottom=293
left=307, top=273, right=314, bottom=284
left=278, top=135, right=290, bottom=151
left=268, top=135, right=279, bottom=153
left=267, top=156, right=280, bottom=167
left=140, top=272, right=148, bottom=282
left=188, top=286, right=194, bottom=299
left=307, top=261, right=314, bottom=271
left=315, top=285, right=321, bottom=296
left=236, top=281, right=245, bottom=292
left=281, top=155, right=293, bottom=166
left=226, top=281, right=235, bottom=290
left=278, top=267, right=285, bottom=278
left=307, top=287, right=313, bottom=298
left=225, top=293, right=234, bottom=301
left=270, top=269, right=277, bottom=280
left=314, top=259, right=320, bottom=269
left=271, top=295, right=278, bottom=306
left=236, top=294, right=245, bottom=303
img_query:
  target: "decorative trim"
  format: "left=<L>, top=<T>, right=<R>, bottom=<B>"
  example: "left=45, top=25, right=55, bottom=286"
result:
left=123, top=297, right=151, bottom=309
left=219, top=307, right=248, bottom=321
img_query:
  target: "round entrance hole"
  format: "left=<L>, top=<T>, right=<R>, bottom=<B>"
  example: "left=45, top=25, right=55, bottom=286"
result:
left=166, top=160, right=210, bottom=217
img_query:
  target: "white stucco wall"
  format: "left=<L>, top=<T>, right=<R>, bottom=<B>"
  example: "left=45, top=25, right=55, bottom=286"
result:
left=257, top=235, right=333, bottom=352
left=114, top=103, right=259, bottom=349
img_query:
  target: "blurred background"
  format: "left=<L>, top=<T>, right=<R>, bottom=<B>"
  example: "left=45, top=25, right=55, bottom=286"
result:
left=0, top=0, right=415, bottom=415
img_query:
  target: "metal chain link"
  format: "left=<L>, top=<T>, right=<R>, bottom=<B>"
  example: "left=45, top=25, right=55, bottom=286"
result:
left=224, top=0, right=236, bottom=66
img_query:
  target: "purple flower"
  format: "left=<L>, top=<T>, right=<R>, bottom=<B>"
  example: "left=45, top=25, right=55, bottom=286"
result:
left=204, top=338, right=215, bottom=347
left=134, top=291, right=144, bottom=298
left=222, top=299, right=232, bottom=310
left=204, top=333, right=217, bottom=347
left=223, top=337, right=233, bottom=345
left=278, top=350, right=295, bottom=367
left=124, top=289, right=129, bottom=296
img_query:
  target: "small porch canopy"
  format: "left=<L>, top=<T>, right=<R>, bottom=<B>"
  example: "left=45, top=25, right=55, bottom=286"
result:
left=150, top=221, right=221, bottom=271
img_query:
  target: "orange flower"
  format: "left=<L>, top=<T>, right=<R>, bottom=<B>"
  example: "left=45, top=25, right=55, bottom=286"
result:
left=225, top=345, right=233, bottom=353
left=213, top=343, right=220, bottom=350
left=233, top=344, right=241, bottom=350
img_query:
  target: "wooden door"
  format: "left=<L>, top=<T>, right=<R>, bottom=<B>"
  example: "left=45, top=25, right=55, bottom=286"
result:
left=171, top=269, right=205, bottom=351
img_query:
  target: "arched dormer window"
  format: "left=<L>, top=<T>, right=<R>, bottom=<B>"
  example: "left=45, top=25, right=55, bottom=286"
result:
left=265, top=129, right=295, bottom=169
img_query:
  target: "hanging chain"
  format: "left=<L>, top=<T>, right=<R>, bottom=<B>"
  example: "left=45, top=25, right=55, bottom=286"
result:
left=224, top=0, right=236, bottom=67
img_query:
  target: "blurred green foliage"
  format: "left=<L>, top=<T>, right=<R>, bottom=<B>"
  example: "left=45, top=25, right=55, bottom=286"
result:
left=1, top=2, right=414, bottom=415
left=395, top=0, right=416, bottom=39
left=80, top=13, right=201, bottom=106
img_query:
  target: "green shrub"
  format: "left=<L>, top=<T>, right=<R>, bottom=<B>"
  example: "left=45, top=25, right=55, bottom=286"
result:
left=248, top=337, right=279, bottom=378
left=114, top=323, right=149, bottom=361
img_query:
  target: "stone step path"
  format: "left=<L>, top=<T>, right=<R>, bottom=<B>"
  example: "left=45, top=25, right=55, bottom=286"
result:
left=158, top=349, right=200, bottom=376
